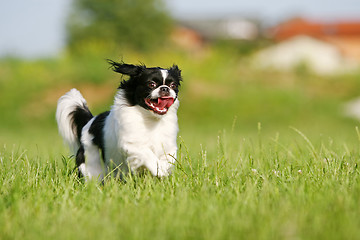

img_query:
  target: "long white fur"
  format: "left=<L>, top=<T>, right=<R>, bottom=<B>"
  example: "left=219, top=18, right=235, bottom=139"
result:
left=56, top=88, right=88, bottom=156
left=103, top=89, right=179, bottom=178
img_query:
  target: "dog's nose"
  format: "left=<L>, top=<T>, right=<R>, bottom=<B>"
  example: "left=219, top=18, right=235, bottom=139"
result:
left=160, top=86, right=169, bottom=93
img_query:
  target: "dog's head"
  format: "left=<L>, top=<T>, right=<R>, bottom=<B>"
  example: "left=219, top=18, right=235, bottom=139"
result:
left=109, top=60, right=182, bottom=115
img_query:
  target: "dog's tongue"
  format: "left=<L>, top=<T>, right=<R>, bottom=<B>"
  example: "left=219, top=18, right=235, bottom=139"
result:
left=157, top=97, right=174, bottom=108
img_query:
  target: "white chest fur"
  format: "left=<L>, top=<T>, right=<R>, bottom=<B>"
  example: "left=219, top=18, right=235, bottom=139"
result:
left=103, top=90, right=179, bottom=176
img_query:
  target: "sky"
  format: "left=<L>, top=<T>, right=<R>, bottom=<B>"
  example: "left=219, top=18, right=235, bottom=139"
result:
left=0, top=0, right=72, bottom=58
left=0, top=0, right=360, bottom=58
left=167, top=0, right=360, bottom=22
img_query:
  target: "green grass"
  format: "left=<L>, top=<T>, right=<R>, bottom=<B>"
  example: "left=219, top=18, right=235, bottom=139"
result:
left=1, top=129, right=360, bottom=240
left=1, top=46, right=360, bottom=239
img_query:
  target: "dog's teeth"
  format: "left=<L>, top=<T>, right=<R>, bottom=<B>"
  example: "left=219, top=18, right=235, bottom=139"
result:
left=156, top=107, right=166, bottom=113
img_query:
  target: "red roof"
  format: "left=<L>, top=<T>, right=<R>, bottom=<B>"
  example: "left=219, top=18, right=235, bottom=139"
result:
left=271, top=18, right=360, bottom=41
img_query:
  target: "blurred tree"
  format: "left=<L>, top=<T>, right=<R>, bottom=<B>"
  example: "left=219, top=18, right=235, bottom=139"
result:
left=67, top=0, right=173, bottom=51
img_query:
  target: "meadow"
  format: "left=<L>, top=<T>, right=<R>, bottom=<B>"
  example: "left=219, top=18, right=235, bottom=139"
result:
left=1, top=46, right=360, bottom=239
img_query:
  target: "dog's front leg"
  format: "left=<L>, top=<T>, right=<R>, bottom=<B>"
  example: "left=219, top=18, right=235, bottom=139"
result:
left=124, top=147, right=170, bottom=177
left=157, top=149, right=177, bottom=175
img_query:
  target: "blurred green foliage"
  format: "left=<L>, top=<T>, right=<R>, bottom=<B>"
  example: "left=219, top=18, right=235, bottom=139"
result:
left=67, top=0, right=173, bottom=52
left=1, top=46, right=360, bottom=152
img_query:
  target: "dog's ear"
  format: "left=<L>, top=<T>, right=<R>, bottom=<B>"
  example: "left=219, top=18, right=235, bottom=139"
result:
left=169, top=64, right=182, bottom=81
left=108, top=60, right=145, bottom=76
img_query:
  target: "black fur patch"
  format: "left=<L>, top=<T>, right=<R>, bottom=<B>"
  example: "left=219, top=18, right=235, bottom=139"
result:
left=70, top=104, right=93, bottom=142
left=89, top=111, right=110, bottom=161
left=75, top=145, right=85, bottom=177
left=76, top=145, right=85, bottom=166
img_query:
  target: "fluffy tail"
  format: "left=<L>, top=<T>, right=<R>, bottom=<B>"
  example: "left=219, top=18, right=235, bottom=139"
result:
left=56, top=88, right=93, bottom=156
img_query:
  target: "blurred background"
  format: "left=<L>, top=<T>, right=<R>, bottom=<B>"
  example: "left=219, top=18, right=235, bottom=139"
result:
left=1, top=0, right=360, bottom=154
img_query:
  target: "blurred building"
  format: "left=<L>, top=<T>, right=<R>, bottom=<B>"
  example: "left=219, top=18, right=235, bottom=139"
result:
left=254, top=18, right=360, bottom=74
left=170, top=18, right=260, bottom=50
left=170, top=26, right=205, bottom=50
left=271, top=18, right=360, bottom=61
left=181, top=18, right=259, bottom=40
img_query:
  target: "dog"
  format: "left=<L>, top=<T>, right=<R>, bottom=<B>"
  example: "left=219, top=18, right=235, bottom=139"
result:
left=56, top=60, right=182, bottom=180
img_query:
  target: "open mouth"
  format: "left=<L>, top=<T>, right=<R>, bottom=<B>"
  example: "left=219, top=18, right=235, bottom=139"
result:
left=145, top=97, right=175, bottom=115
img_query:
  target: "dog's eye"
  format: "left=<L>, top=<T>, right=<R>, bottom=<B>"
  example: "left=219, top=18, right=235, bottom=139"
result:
left=148, top=81, right=157, bottom=89
left=169, top=83, right=177, bottom=89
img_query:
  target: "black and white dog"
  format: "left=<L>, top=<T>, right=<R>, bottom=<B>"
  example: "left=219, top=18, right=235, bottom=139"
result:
left=56, top=61, right=182, bottom=180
